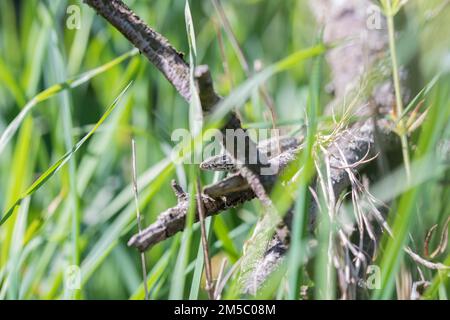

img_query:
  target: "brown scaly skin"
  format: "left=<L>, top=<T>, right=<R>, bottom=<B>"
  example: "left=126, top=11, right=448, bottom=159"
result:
left=200, top=136, right=302, bottom=172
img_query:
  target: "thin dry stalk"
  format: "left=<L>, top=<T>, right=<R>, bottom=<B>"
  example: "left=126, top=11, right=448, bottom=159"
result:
left=426, top=216, right=450, bottom=259
left=131, top=139, right=149, bottom=300
left=215, top=258, right=242, bottom=299
left=332, top=141, right=448, bottom=271
left=214, top=258, right=228, bottom=300
left=196, top=178, right=215, bottom=299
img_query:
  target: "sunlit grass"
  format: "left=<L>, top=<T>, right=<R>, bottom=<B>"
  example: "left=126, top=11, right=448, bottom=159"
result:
left=0, top=0, right=448, bottom=300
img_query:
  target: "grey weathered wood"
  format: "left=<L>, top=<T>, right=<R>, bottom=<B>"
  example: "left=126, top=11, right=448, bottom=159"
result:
left=128, top=180, right=256, bottom=251
left=84, top=0, right=191, bottom=101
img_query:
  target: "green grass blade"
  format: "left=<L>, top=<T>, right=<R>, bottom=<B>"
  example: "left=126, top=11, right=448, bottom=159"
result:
left=185, top=0, right=203, bottom=138
left=0, top=58, right=26, bottom=106
left=398, top=73, right=440, bottom=122
left=0, top=83, right=132, bottom=226
left=80, top=161, right=175, bottom=287
left=46, top=17, right=81, bottom=298
left=423, top=253, right=450, bottom=299
left=287, top=49, right=323, bottom=300
left=169, top=167, right=197, bottom=299
left=0, top=49, right=138, bottom=155
left=188, top=216, right=212, bottom=300
left=373, top=83, right=449, bottom=299
left=206, top=44, right=326, bottom=127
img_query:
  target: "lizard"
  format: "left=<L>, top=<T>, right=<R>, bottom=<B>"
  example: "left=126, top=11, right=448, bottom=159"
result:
left=200, top=135, right=304, bottom=198
left=200, top=135, right=301, bottom=172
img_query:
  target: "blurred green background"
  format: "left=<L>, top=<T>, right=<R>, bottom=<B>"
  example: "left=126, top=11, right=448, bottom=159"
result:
left=0, top=0, right=449, bottom=299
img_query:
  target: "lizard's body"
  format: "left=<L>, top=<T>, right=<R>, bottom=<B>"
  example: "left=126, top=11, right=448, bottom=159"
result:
left=200, top=135, right=301, bottom=172
left=201, top=135, right=304, bottom=198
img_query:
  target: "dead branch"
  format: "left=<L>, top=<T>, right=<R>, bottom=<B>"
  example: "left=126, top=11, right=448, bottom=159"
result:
left=84, top=0, right=267, bottom=176
left=84, top=0, right=191, bottom=100
left=128, top=180, right=255, bottom=251
left=127, top=145, right=301, bottom=251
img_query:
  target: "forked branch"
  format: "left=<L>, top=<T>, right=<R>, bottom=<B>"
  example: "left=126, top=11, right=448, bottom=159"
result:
left=84, top=0, right=191, bottom=101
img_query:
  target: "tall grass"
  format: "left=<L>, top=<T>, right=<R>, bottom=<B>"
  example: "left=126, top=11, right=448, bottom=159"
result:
left=0, top=0, right=448, bottom=300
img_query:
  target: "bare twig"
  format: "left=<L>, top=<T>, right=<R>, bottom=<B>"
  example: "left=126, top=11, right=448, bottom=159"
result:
left=84, top=0, right=190, bottom=101
left=425, top=216, right=450, bottom=259
left=127, top=147, right=299, bottom=251
left=84, top=0, right=267, bottom=173
left=128, top=179, right=254, bottom=251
